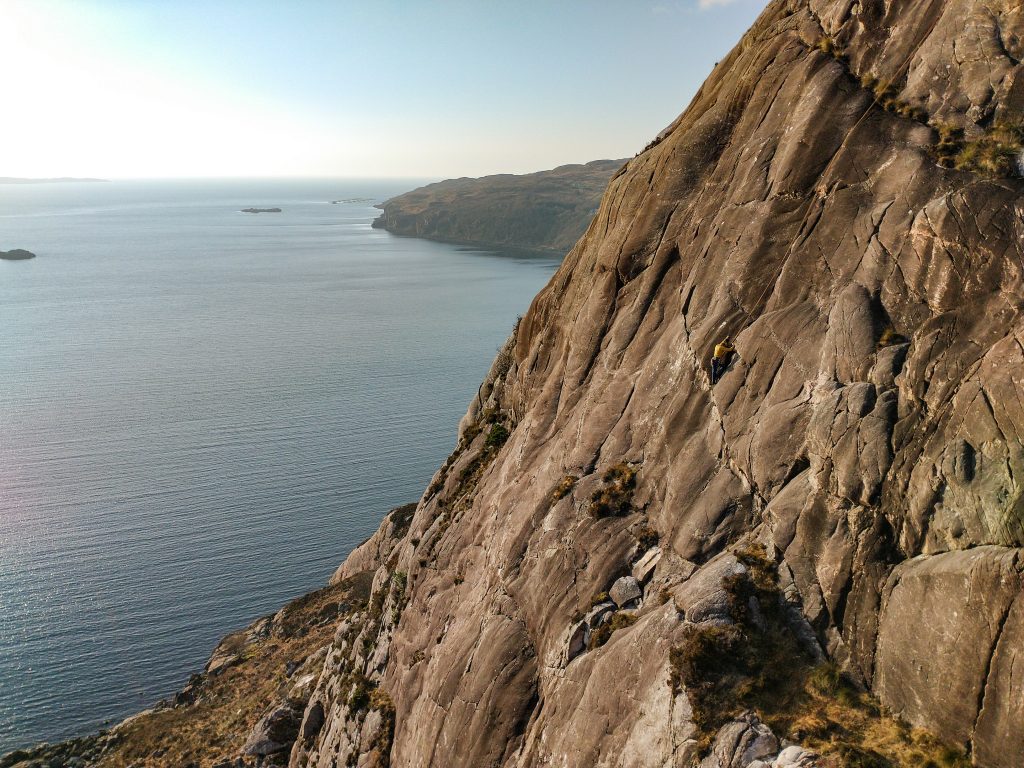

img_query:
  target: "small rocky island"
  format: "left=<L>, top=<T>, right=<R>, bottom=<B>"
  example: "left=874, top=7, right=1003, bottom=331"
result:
left=0, top=249, right=36, bottom=260
left=241, top=207, right=282, bottom=214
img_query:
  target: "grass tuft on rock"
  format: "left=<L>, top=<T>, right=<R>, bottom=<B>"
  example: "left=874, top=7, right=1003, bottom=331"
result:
left=485, top=423, right=510, bottom=449
left=368, top=689, right=396, bottom=767
left=550, top=474, right=578, bottom=502
left=955, top=123, right=1024, bottom=177
left=666, top=544, right=972, bottom=766
left=931, top=121, right=1024, bottom=178
left=632, top=522, right=659, bottom=551
left=588, top=463, right=638, bottom=518
left=587, top=611, right=637, bottom=650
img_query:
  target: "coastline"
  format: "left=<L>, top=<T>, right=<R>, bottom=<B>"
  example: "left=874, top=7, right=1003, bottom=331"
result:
left=0, top=540, right=387, bottom=767
left=0, top=180, right=558, bottom=760
left=369, top=221, right=565, bottom=258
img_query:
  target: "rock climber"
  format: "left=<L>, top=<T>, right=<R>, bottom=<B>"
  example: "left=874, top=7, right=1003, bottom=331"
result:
left=711, top=336, right=735, bottom=384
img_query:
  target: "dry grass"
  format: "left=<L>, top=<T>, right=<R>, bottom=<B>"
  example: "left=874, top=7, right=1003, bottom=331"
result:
left=876, top=327, right=908, bottom=349
left=367, top=689, right=396, bottom=766
left=78, top=573, right=373, bottom=768
left=815, top=36, right=846, bottom=62
left=955, top=123, right=1024, bottom=177
left=667, top=544, right=970, bottom=765
left=632, top=523, right=659, bottom=551
left=789, top=666, right=971, bottom=768
left=932, top=122, right=1024, bottom=177
left=587, top=611, right=637, bottom=650
left=588, top=463, right=638, bottom=518
left=550, top=474, right=578, bottom=502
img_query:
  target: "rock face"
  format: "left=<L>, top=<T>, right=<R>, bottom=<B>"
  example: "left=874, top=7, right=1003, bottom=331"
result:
left=371, top=159, right=626, bottom=254
left=287, top=1, right=1024, bottom=765
left=9, top=0, right=1023, bottom=765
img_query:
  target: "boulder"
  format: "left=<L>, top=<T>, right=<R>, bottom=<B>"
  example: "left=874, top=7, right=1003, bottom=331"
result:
left=609, top=576, right=642, bottom=608
left=243, top=703, right=302, bottom=756
left=698, top=713, right=779, bottom=768
left=585, top=601, right=616, bottom=627
left=287, top=673, right=318, bottom=705
left=874, top=547, right=1020, bottom=747
left=962, top=592, right=1024, bottom=768
left=300, top=700, right=326, bottom=743
left=632, top=546, right=662, bottom=583
left=773, top=744, right=819, bottom=767
left=564, top=620, right=589, bottom=664
left=672, top=555, right=746, bottom=624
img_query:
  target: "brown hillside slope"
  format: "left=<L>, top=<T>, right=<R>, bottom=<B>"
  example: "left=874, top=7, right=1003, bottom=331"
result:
left=371, top=159, right=626, bottom=254
left=289, top=1, right=1024, bottom=766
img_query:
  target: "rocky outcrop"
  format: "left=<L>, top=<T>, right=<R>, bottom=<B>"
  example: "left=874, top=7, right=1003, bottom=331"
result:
left=371, top=159, right=626, bottom=254
left=0, top=249, right=36, bottom=260
left=287, top=0, right=1024, bottom=766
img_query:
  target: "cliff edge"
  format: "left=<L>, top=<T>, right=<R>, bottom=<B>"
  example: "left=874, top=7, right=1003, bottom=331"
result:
left=371, top=159, right=626, bottom=254
left=8, top=0, right=1024, bottom=765
left=293, top=0, right=1024, bottom=766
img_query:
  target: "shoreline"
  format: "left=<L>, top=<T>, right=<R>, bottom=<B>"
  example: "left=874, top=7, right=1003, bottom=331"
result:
left=370, top=221, right=565, bottom=258
left=0, top=555, right=381, bottom=767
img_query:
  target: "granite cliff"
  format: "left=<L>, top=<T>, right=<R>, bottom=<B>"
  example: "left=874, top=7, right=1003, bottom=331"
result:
left=371, top=159, right=626, bottom=254
left=291, top=0, right=1024, bottom=765
left=7, top=0, right=1024, bottom=765
left=0, top=249, right=36, bottom=261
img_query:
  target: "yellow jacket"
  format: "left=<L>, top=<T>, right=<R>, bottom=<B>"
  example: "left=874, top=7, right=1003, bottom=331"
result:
left=713, top=341, right=735, bottom=360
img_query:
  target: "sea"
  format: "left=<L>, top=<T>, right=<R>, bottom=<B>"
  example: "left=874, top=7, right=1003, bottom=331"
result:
left=0, top=179, right=561, bottom=753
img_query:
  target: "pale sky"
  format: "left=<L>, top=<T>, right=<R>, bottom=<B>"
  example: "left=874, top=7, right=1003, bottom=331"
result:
left=0, top=0, right=767, bottom=179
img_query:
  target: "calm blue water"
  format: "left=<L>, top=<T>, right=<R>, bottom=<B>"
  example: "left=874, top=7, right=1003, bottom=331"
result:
left=0, top=179, right=559, bottom=752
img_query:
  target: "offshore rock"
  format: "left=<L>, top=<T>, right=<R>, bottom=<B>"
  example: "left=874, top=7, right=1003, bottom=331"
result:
left=0, top=249, right=36, bottom=260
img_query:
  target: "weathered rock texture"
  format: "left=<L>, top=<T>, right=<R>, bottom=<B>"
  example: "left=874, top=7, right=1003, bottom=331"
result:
left=13, top=1, right=1022, bottom=766
left=371, top=159, right=626, bottom=254
left=291, top=0, right=1024, bottom=765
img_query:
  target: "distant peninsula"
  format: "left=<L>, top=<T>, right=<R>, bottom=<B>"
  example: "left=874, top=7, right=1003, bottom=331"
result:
left=0, top=177, right=108, bottom=184
left=241, top=207, right=282, bottom=214
left=372, top=159, right=626, bottom=254
left=0, top=249, right=36, bottom=260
